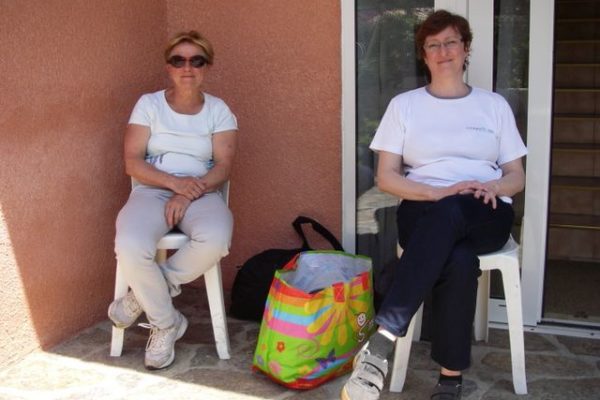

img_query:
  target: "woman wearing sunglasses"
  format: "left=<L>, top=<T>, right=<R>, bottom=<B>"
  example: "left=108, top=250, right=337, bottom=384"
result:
left=109, top=31, right=237, bottom=370
left=342, top=10, right=526, bottom=400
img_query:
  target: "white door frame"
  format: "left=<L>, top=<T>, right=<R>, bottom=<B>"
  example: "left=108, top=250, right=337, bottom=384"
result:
left=341, top=0, right=356, bottom=254
left=341, top=0, right=555, bottom=327
left=520, top=0, right=554, bottom=326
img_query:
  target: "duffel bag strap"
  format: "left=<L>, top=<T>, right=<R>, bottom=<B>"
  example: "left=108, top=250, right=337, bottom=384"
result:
left=292, top=215, right=344, bottom=252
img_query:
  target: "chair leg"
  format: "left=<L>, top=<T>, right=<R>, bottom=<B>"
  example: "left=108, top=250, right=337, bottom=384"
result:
left=156, top=248, right=167, bottom=264
left=389, top=303, right=423, bottom=392
left=110, top=327, right=125, bottom=357
left=474, top=270, right=490, bottom=342
left=204, top=263, right=231, bottom=360
left=412, top=303, right=423, bottom=343
left=500, top=263, right=527, bottom=395
left=110, top=263, right=129, bottom=357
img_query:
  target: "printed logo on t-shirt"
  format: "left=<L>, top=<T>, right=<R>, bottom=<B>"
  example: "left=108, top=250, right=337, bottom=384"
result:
left=466, top=126, right=495, bottom=135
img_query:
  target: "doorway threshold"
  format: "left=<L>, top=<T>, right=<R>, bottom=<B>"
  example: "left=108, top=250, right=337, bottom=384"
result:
left=488, top=298, right=600, bottom=338
left=489, top=320, right=600, bottom=339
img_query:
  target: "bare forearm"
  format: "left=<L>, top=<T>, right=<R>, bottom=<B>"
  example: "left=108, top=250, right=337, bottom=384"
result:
left=377, top=169, right=442, bottom=201
left=486, top=170, right=525, bottom=198
left=198, top=162, right=232, bottom=193
left=125, top=158, right=176, bottom=191
left=378, top=169, right=494, bottom=203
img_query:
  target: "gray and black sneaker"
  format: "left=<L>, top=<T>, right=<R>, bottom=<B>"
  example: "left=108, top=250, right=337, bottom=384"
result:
left=341, top=348, right=388, bottom=400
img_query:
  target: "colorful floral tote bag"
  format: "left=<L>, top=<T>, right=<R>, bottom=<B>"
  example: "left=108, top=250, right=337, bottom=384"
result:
left=252, top=251, right=376, bottom=389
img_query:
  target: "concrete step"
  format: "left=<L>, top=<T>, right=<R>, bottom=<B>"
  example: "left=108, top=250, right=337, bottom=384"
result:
left=550, top=176, right=600, bottom=215
left=556, top=1, right=600, bottom=19
left=554, top=63, right=600, bottom=89
left=547, top=214, right=600, bottom=261
left=555, top=40, right=600, bottom=64
left=553, top=115, right=600, bottom=144
left=550, top=213, right=600, bottom=230
left=547, top=227, right=600, bottom=262
left=553, top=89, right=600, bottom=114
left=555, top=19, right=600, bottom=41
left=551, top=144, right=600, bottom=178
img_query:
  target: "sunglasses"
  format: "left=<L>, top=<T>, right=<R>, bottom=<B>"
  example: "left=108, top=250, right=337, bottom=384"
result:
left=166, top=55, right=208, bottom=68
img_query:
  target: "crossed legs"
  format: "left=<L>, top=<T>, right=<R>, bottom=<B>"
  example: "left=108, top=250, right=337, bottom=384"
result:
left=342, top=194, right=514, bottom=399
left=114, top=186, right=232, bottom=328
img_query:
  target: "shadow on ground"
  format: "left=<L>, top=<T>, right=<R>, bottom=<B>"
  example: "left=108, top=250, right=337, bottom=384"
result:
left=1, top=286, right=599, bottom=399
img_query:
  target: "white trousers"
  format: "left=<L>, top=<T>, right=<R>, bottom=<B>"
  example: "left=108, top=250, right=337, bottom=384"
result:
left=114, top=186, right=233, bottom=328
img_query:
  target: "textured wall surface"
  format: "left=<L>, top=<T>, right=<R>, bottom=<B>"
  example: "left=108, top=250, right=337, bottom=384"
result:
left=1, top=0, right=342, bottom=366
left=167, top=0, right=343, bottom=284
left=0, top=0, right=166, bottom=366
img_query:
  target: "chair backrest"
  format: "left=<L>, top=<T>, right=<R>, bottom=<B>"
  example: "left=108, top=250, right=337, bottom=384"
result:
left=220, top=180, right=230, bottom=205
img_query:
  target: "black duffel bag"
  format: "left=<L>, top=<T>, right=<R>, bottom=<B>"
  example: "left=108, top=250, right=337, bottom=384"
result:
left=230, top=216, right=344, bottom=321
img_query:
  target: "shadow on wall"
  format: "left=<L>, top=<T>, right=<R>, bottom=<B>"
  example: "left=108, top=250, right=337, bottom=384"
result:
left=0, top=0, right=166, bottom=366
left=0, top=0, right=343, bottom=369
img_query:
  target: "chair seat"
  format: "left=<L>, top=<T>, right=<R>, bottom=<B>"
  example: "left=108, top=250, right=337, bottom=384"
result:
left=479, top=236, right=519, bottom=266
left=157, top=231, right=189, bottom=249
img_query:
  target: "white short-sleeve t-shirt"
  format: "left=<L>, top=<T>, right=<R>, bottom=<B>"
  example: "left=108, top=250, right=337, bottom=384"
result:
left=128, top=90, right=238, bottom=178
left=370, top=86, right=527, bottom=202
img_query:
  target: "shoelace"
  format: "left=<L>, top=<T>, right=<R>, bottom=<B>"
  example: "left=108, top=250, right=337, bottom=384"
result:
left=139, top=323, right=169, bottom=353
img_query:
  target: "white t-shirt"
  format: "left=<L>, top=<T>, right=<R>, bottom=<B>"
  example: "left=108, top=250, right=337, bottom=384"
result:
left=370, top=86, right=527, bottom=202
left=128, top=90, right=238, bottom=178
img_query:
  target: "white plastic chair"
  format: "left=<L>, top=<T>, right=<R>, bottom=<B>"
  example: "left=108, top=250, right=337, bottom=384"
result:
left=110, top=182, right=231, bottom=360
left=389, top=236, right=527, bottom=395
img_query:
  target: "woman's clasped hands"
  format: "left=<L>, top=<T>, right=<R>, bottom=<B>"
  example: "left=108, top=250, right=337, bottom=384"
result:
left=171, top=176, right=207, bottom=200
left=439, top=180, right=501, bottom=209
left=165, top=176, right=207, bottom=228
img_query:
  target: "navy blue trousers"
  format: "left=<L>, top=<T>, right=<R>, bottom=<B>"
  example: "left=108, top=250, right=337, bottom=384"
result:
left=374, top=194, right=514, bottom=370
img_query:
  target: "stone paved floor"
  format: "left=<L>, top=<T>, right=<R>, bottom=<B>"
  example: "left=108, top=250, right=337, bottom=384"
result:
left=1, top=286, right=599, bottom=400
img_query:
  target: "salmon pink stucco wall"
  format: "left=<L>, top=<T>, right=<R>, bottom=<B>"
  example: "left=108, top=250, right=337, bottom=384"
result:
left=0, top=1, right=166, bottom=366
left=0, top=0, right=343, bottom=366
left=167, top=1, right=343, bottom=284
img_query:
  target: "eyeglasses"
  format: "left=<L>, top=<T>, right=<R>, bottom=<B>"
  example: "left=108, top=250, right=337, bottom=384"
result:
left=423, top=38, right=463, bottom=53
left=166, top=55, right=208, bottom=68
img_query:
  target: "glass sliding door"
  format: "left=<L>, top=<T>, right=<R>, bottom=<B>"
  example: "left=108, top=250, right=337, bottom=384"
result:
left=354, top=0, right=530, bottom=310
left=488, top=0, right=530, bottom=301
left=348, top=0, right=555, bottom=328
left=355, top=0, right=433, bottom=303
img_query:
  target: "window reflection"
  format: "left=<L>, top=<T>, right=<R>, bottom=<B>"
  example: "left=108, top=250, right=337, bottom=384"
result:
left=356, top=1, right=433, bottom=303
left=355, top=1, right=531, bottom=303
left=491, top=0, right=530, bottom=298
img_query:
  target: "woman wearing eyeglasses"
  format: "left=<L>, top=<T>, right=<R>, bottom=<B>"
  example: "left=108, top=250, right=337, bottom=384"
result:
left=342, top=10, right=526, bottom=400
left=109, top=31, right=237, bottom=370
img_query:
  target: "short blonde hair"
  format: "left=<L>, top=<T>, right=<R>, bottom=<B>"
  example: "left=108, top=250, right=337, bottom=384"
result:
left=164, top=31, right=214, bottom=65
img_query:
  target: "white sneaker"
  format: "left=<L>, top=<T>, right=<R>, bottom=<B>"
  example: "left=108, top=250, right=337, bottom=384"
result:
left=108, top=291, right=143, bottom=328
left=142, top=310, right=188, bottom=370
